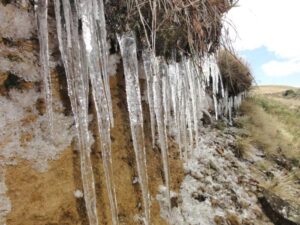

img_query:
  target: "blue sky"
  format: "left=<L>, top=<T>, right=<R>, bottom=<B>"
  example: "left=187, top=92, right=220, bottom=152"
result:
left=241, top=47, right=300, bottom=87
left=226, top=0, right=300, bottom=87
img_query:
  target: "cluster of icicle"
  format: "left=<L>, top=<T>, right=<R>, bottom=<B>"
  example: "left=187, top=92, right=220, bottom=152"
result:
left=35, top=1, right=245, bottom=225
left=36, top=0, right=117, bottom=225
left=118, top=32, right=247, bottom=224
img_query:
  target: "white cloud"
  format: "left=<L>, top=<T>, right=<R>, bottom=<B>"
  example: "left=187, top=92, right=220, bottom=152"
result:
left=226, top=0, right=300, bottom=58
left=225, top=0, right=300, bottom=77
left=262, top=59, right=300, bottom=77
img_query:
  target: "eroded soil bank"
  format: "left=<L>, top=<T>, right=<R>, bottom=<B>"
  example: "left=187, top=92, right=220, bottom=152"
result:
left=2, top=71, right=184, bottom=225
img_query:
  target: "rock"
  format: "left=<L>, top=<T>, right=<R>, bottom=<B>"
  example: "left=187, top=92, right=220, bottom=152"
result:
left=191, top=192, right=207, bottom=202
left=273, top=156, right=293, bottom=170
left=259, top=190, right=300, bottom=225
left=171, top=196, right=178, bottom=208
left=201, top=109, right=212, bottom=126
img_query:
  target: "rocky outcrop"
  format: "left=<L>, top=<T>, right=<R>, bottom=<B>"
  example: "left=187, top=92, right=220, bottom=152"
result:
left=259, top=190, right=300, bottom=225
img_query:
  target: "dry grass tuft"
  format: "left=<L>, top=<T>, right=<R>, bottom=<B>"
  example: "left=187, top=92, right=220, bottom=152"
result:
left=218, top=49, right=253, bottom=95
left=261, top=171, right=300, bottom=206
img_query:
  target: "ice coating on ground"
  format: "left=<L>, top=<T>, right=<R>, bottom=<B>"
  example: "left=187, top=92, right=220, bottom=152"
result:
left=0, top=3, right=34, bottom=39
left=157, top=128, right=272, bottom=225
left=0, top=89, right=75, bottom=172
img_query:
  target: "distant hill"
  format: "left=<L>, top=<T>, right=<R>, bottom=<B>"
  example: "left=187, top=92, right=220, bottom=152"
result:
left=253, top=85, right=298, bottom=95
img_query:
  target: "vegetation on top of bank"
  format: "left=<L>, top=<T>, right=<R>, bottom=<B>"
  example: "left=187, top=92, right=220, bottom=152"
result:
left=217, top=49, right=253, bottom=95
left=105, top=0, right=237, bottom=58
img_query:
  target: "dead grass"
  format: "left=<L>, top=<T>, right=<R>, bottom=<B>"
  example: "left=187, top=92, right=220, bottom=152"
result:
left=218, top=49, right=253, bottom=95
left=105, top=0, right=236, bottom=58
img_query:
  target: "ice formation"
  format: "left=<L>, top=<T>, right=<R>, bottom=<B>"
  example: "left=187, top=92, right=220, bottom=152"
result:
left=53, top=0, right=119, bottom=224
left=153, top=57, right=171, bottom=211
left=142, top=51, right=156, bottom=147
left=35, top=0, right=53, bottom=132
left=80, top=2, right=118, bottom=224
left=118, top=33, right=150, bottom=225
left=29, top=1, right=247, bottom=224
left=54, top=1, right=102, bottom=224
left=118, top=39, right=247, bottom=223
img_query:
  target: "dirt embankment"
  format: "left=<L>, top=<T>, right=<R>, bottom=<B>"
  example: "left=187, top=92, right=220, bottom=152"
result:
left=4, top=66, right=184, bottom=225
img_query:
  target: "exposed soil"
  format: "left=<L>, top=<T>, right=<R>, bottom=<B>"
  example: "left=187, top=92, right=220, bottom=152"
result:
left=4, top=70, right=184, bottom=225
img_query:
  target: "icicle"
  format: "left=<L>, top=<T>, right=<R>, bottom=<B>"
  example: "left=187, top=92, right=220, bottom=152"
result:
left=213, top=94, right=218, bottom=120
left=169, top=62, right=183, bottom=158
left=153, top=57, right=171, bottom=212
left=224, top=88, right=229, bottom=117
left=228, top=96, right=233, bottom=125
left=219, top=72, right=225, bottom=98
left=94, top=0, right=114, bottom=127
left=35, top=0, right=53, bottom=133
left=178, top=62, right=188, bottom=160
left=78, top=2, right=119, bottom=225
left=161, top=62, right=170, bottom=145
left=186, top=59, right=199, bottom=149
left=167, top=63, right=177, bottom=126
left=142, top=51, right=156, bottom=147
left=53, top=1, right=99, bottom=224
left=117, top=32, right=150, bottom=225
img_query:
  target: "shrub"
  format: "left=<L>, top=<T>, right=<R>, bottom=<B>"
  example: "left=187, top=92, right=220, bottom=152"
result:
left=283, top=89, right=296, bottom=97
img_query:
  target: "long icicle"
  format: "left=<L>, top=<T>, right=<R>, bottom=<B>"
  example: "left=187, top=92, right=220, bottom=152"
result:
left=35, top=0, right=53, bottom=133
left=54, top=1, right=98, bottom=224
left=78, top=1, right=119, bottom=224
left=153, top=57, right=171, bottom=211
left=142, top=50, right=156, bottom=147
left=186, top=59, right=199, bottom=149
left=94, top=0, right=114, bottom=127
left=118, top=32, right=150, bottom=225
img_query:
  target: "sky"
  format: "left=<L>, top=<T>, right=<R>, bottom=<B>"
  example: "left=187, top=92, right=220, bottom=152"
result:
left=225, top=0, right=300, bottom=87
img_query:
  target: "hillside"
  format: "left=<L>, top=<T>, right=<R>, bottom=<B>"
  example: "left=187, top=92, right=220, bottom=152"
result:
left=235, top=87, right=300, bottom=225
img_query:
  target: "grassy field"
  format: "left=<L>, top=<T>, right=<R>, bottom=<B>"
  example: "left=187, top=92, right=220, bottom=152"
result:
left=237, top=85, right=300, bottom=206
